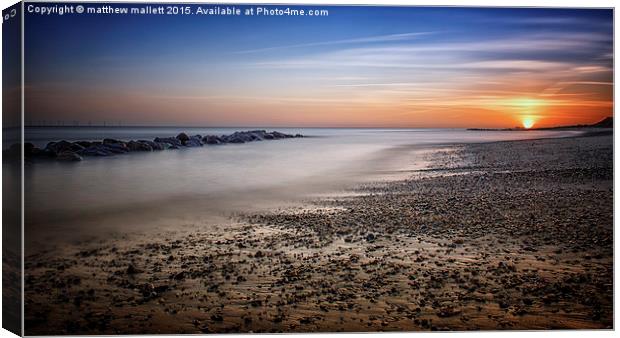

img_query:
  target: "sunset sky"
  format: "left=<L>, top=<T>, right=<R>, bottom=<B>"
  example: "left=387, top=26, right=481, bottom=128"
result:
left=25, top=5, right=612, bottom=128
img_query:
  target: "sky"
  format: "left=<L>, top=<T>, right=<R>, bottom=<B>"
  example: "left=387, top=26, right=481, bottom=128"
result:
left=24, top=5, right=613, bottom=128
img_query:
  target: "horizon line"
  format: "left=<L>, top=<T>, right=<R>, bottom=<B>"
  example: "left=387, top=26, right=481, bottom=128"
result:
left=20, top=119, right=611, bottom=130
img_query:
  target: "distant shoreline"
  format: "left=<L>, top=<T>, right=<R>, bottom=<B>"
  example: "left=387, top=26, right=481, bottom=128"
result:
left=468, top=127, right=612, bottom=132
left=468, top=116, right=613, bottom=132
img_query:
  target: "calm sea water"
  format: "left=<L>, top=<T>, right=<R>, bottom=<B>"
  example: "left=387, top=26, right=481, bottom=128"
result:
left=21, top=127, right=581, bottom=243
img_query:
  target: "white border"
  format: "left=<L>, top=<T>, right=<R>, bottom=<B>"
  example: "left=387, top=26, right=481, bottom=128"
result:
left=0, top=1, right=616, bottom=338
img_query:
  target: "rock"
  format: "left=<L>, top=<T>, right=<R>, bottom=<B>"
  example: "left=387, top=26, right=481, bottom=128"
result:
left=248, top=130, right=266, bottom=141
left=154, top=137, right=182, bottom=148
left=137, top=140, right=164, bottom=151
left=32, top=130, right=303, bottom=162
left=437, top=306, right=461, bottom=317
left=103, top=138, right=124, bottom=145
left=140, top=283, right=155, bottom=297
left=56, top=150, right=82, bottom=161
left=222, top=132, right=249, bottom=144
left=203, top=135, right=223, bottom=145
left=127, top=140, right=153, bottom=152
left=176, top=133, right=189, bottom=145
left=185, top=135, right=203, bottom=147
left=75, top=141, right=92, bottom=148
left=154, top=285, right=170, bottom=293
left=75, top=142, right=130, bottom=156
left=126, top=265, right=138, bottom=275
left=221, top=130, right=283, bottom=144
left=366, top=233, right=376, bottom=242
left=79, top=145, right=114, bottom=157
left=45, top=140, right=83, bottom=154
left=151, top=141, right=166, bottom=151
left=270, top=131, right=292, bottom=139
left=140, top=283, right=169, bottom=298
left=103, top=143, right=129, bottom=154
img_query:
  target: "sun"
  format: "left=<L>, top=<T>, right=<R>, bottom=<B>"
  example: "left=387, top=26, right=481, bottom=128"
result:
left=522, top=117, right=535, bottom=129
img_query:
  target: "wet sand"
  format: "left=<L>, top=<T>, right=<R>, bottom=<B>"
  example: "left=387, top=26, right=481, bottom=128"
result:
left=24, top=133, right=613, bottom=334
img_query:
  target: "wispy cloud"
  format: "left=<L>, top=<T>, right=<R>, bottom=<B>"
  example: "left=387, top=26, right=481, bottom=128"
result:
left=232, top=31, right=436, bottom=54
left=490, top=15, right=613, bottom=28
left=243, top=32, right=611, bottom=74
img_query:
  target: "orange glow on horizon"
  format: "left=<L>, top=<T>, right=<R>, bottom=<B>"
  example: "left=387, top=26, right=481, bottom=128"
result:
left=24, top=78, right=613, bottom=129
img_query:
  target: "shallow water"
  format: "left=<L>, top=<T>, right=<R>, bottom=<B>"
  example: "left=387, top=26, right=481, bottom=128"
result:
left=23, top=127, right=580, bottom=246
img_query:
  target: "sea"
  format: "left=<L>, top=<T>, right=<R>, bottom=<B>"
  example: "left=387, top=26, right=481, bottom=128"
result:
left=18, top=127, right=581, bottom=246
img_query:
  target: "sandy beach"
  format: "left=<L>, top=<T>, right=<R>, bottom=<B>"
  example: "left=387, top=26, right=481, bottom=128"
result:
left=23, top=132, right=613, bottom=334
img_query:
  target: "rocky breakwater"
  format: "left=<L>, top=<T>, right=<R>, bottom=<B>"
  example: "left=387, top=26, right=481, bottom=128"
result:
left=17, top=130, right=303, bottom=162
